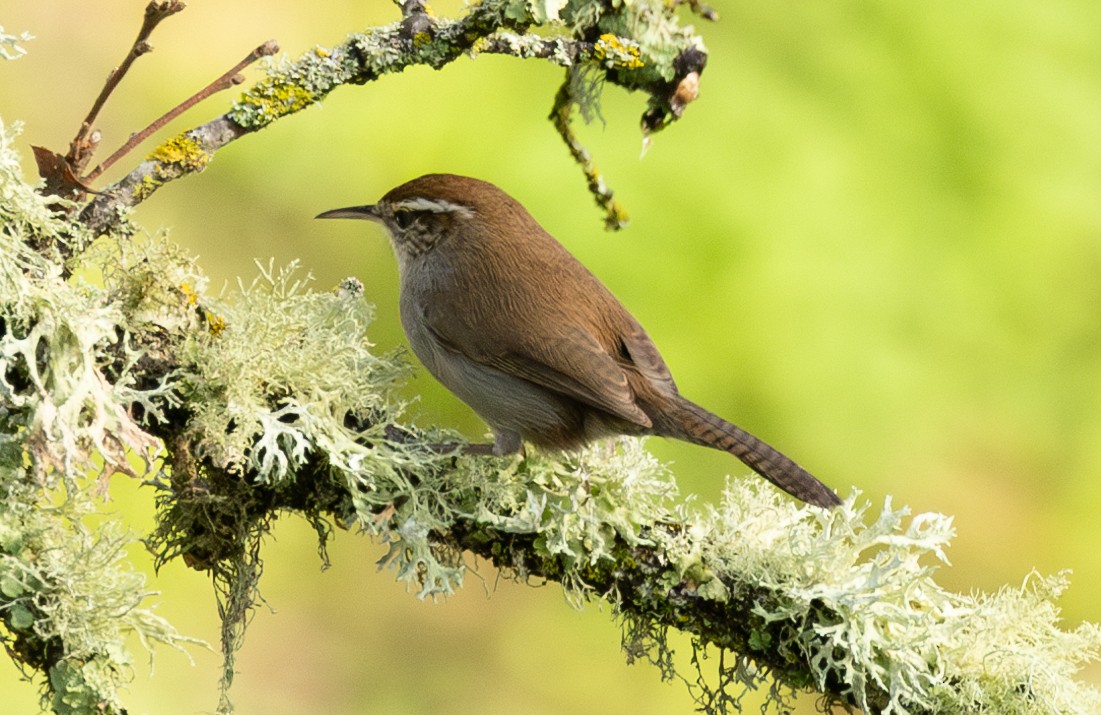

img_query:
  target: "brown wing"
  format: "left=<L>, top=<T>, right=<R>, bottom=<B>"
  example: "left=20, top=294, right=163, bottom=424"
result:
left=420, top=304, right=653, bottom=429
left=613, top=316, right=679, bottom=399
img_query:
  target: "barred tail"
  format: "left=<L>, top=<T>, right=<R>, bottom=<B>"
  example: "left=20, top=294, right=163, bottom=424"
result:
left=664, top=397, right=841, bottom=508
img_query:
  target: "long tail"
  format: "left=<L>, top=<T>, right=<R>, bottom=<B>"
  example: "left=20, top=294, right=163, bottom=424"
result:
left=661, top=397, right=841, bottom=508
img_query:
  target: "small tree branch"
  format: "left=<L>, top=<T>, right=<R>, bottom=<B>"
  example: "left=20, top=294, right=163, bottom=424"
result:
left=77, top=5, right=529, bottom=235
left=552, top=73, right=630, bottom=230
left=67, top=0, right=187, bottom=175
left=78, top=1, right=708, bottom=238
left=83, top=39, right=279, bottom=183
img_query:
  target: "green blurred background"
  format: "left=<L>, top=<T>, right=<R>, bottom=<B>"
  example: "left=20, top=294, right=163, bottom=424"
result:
left=3, top=1, right=1101, bottom=712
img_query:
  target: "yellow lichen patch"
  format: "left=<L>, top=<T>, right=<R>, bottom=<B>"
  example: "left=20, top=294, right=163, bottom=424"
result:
left=469, top=36, right=490, bottom=55
left=606, top=200, right=630, bottom=230
left=149, top=134, right=211, bottom=173
left=204, top=311, right=226, bottom=336
left=180, top=282, right=199, bottom=307
left=239, top=80, right=316, bottom=122
left=131, top=174, right=162, bottom=202
left=593, top=33, right=644, bottom=70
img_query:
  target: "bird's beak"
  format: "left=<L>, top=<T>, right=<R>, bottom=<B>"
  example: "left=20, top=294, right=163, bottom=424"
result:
left=315, top=205, right=381, bottom=221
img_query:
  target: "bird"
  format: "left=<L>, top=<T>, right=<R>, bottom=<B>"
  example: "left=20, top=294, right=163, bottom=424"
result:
left=317, top=174, right=841, bottom=508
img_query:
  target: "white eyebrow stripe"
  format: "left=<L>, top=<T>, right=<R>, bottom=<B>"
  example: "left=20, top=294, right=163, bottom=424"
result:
left=395, top=197, right=475, bottom=219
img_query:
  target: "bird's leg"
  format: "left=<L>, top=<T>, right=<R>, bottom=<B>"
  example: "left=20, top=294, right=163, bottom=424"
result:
left=418, top=429, right=524, bottom=457
left=490, top=429, right=523, bottom=456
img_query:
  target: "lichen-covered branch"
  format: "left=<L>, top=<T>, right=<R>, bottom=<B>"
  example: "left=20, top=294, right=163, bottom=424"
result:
left=1, top=117, right=201, bottom=714
left=82, top=38, right=280, bottom=184
left=79, top=0, right=708, bottom=238
left=4, top=108, right=1100, bottom=713
left=552, top=73, right=632, bottom=229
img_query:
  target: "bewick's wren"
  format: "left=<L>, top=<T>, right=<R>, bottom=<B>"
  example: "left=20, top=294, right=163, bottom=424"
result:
left=317, top=174, right=841, bottom=508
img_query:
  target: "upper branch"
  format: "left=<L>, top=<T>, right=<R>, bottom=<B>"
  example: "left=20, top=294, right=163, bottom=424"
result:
left=78, top=1, right=708, bottom=237
left=76, top=6, right=516, bottom=234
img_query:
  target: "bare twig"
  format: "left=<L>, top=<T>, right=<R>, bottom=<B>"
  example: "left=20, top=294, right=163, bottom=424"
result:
left=67, top=1, right=187, bottom=174
left=84, top=40, right=279, bottom=183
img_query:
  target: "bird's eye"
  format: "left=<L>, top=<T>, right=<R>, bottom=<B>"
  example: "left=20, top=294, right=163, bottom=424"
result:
left=393, top=209, right=416, bottom=229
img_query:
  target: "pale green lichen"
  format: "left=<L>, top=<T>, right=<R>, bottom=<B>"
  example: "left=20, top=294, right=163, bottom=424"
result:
left=149, top=248, right=1101, bottom=712
left=563, top=0, right=705, bottom=84
left=1, top=116, right=201, bottom=713
left=471, top=31, right=579, bottom=65
left=0, top=120, right=157, bottom=481
left=501, top=0, right=568, bottom=24
left=653, top=485, right=1101, bottom=714
left=177, top=260, right=409, bottom=482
